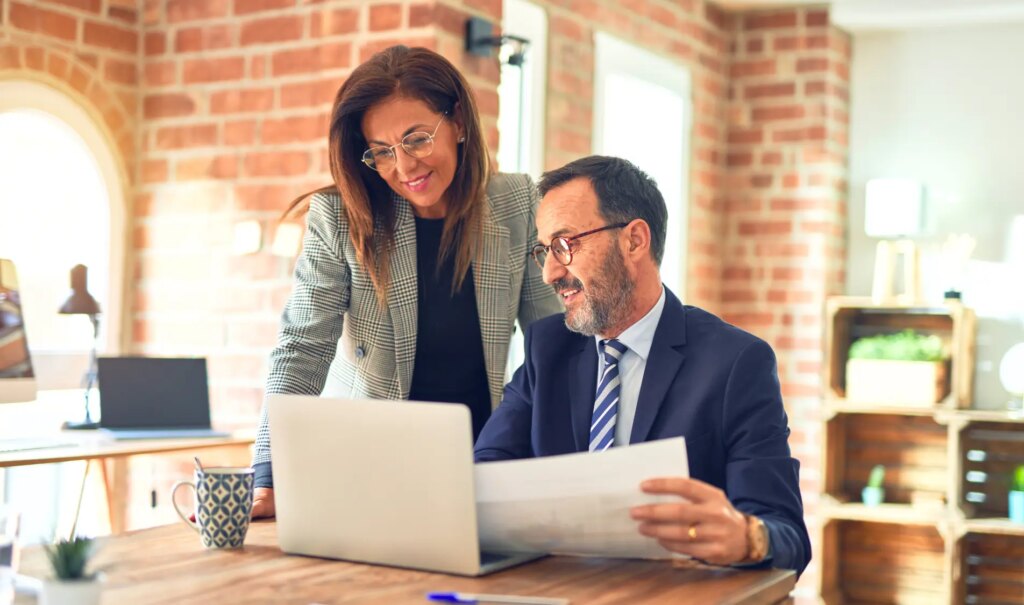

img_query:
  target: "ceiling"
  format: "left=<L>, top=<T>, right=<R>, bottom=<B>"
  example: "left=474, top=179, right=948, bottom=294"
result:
left=713, top=0, right=1024, bottom=30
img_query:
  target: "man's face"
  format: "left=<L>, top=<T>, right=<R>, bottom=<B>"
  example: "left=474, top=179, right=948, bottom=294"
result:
left=536, top=178, right=634, bottom=336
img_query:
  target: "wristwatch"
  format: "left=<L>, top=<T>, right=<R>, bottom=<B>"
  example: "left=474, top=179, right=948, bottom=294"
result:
left=741, top=514, right=770, bottom=564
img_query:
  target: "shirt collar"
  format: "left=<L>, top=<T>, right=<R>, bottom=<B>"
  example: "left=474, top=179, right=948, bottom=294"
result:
left=594, top=286, right=666, bottom=362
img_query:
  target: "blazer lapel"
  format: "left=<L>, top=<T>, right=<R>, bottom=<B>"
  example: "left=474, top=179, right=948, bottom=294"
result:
left=629, top=290, right=688, bottom=444
left=569, top=338, right=598, bottom=452
left=473, top=209, right=511, bottom=408
left=387, top=196, right=418, bottom=398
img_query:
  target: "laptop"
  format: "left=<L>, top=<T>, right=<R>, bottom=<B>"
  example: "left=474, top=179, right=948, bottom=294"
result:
left=97, top=357, right=228, bottom=439
left=268, top=394, right=545, bottom=576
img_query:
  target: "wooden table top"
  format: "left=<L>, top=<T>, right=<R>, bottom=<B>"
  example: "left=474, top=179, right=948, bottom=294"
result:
left=0, top=432, right=254, bottom=467
left=17, top=521, right=795, bottom=604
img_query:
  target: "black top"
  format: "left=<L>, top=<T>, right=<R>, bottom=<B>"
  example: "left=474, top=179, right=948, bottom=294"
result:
left=408, top=215, right=492, bottom=440
left=252, top=217, right=493, bottom=490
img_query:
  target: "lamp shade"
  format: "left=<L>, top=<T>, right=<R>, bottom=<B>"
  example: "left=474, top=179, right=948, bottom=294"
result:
left=58, top=264, right=101, bottom=315
left=1000, top=343, right=1024, bottom=397
left=864, top=178, right=924, bottom=238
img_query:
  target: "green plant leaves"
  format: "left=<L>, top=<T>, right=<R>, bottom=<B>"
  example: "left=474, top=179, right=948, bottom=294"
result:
left=848, top=329, right=946, bottom=362
left=43, top=536, right=96, bottom=580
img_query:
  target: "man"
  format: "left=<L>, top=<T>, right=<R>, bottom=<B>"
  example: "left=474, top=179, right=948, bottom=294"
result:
left=474, top=156, right=810, bottom=575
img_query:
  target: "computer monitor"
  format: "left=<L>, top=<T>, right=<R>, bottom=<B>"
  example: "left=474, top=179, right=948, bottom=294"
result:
left=0, top=259, right=37, bottom=403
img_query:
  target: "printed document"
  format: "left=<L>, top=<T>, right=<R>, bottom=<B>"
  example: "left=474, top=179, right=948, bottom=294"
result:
left=475, top=438, right=689, bottom=559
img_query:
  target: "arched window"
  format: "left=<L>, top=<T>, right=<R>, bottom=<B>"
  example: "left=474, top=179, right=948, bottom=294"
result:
left=0, top=79, right=127, bottom=388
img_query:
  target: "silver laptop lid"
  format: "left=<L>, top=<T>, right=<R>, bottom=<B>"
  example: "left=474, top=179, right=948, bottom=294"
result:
left=268, top=395, right=482, bottom=575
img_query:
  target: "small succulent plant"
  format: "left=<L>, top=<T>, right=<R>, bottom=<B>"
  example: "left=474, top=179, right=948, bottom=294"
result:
left=1013, top=466, right=1024, bottom=493
left=44, top=536, right=97, bottom=581
left=867, top=464, right=886, bottom=489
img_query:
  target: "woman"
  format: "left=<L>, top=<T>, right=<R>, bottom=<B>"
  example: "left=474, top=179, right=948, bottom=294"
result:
left=250, top=46, right=561, bottom=518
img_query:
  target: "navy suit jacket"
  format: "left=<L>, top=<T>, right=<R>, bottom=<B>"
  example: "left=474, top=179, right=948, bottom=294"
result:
left=474, top=288, right=811, bottom=575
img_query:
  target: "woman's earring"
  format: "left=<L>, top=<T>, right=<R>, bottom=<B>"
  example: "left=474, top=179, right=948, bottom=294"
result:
left=458, top=136, right=466, bottom=143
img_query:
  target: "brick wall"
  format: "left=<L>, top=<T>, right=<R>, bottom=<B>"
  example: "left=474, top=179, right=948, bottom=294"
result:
left=722, top=8, right=851, bottom=597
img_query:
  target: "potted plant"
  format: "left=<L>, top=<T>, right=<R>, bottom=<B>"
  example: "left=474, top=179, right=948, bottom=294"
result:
left=846, top=329, right=950, bottom=407
left=40, top=536, right=102, bottom=605
left=1010, top=465, right=1024, bottom=524
left=862, top=464, right=885, bottom=506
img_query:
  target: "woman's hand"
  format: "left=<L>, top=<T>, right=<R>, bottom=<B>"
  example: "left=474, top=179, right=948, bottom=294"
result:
left=251, top=487, right=276, bottom=519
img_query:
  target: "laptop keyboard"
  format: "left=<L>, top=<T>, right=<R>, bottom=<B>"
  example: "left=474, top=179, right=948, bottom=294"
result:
left=0, top=437, right=78, bottom=454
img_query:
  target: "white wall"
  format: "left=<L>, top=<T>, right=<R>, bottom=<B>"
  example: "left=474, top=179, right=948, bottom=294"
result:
left=848, top=22, right=1024, bottom=409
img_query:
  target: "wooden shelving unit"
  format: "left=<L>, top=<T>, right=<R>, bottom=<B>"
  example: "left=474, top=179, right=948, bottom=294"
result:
left=819, top=298, right=1024, bottom=604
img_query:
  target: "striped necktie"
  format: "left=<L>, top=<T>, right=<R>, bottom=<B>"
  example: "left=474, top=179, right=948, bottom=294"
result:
left=590, top=339, right=628, bottom=452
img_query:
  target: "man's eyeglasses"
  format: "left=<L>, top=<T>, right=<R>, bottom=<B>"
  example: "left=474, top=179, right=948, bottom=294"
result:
left=530, top=223, right=630, bottom=270
left=362, top=114, right=447, bottom=172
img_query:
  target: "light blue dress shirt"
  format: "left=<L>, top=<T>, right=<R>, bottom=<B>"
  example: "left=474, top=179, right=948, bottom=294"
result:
left=594, top=286, right=667, bottom=446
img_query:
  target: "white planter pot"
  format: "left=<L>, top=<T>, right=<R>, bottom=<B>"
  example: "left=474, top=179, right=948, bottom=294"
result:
left=40, top=577, right=102, bottom=605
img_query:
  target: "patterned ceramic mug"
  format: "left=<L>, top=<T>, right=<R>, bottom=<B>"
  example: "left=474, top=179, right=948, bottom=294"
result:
left=172, top=467, right=254, bottom=549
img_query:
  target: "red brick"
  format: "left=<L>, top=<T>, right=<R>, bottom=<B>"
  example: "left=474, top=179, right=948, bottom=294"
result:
left=39, top=0, right=100, bottom=12
left=280, top=78, right=340, bottom=108
left=723, top=267, right=753, bottom=281
left=103, top=58, right=136, bottom=84
left=738, top=221, right=791, bottom=236
left=145, top=60, right=176, bottom=86
left=108, top=5, right=136, bottom=23
left=24, top=47, right=44, bottom=71
left=726, top=152, right=753, bottom=167
left=752, top=105, right=805, bottom=122
left=167, top=0, right=229, bottom=23
left=261, top=115, right=328, bottom=144
left=68, top=64, right=91, bottom=93
left=369, top=4, right=402, bottom=31
left=46, top=53, right=70, bottom=79
left=145, top=32, right=165, bottom=55
left=244, top=151, right=311, bottom=176
left=84, top=20, right=138, bottom=53
left=183, top=57, right=245, bottom=83
left=240, top=15, right=304, bottom=45
left=796, top=58, right=828, bottom=73
left=744, top=11, right=797, bottom=30
left=225, top=120, right=257, bottom=145
left=10, top=3, right=77, bottom=42
left=745, top=37, right=763, bottom=53
left=772, top=267, right=803, bottom=281
left=234, top=0, right=295, bottom=14
left=311, top=8, right=359, bottom=37
left=727, top=128, right=763, bottom=145
left=722, top=289, right=757, bottom=303
left=744, top=82, right=795, bottom=100
left=806, top=9, right=829, bottom=27
left=143, top=93, right=195, bottom=119
left=272, top=43, right=350, bottom=76
left=210, top=88, right=274, bottom=114
left=176, top=155, right=238, bottom=180
left=175, top=25, right=233, bottom=52
left=155, top=124, right=218, bottom=149
left=233, top=184, right=297, bottom=212
left=730, top=59, right=775, bottom=79
left=141, top=159, right=168, bottom=183
left=0, top=47, right=21, bottom=70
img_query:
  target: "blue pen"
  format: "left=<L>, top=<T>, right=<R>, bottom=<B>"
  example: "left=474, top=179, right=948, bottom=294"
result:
left=427, top=591, right=569, bottom=605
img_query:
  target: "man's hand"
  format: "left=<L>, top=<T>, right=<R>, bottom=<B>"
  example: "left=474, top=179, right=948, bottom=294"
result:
left=251, top=487, right=276, bottom=519
left=630, top=477, right=748, bottom=565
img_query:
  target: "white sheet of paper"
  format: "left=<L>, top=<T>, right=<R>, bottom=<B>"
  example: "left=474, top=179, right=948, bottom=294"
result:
left=475, top=438, right=689, bottom=559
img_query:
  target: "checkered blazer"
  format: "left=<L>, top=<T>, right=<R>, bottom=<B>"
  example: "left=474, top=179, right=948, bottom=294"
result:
left=253, top=173, right=562, bottom=466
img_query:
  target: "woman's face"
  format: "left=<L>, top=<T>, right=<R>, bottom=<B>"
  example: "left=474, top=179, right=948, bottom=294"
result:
left=361, top=95, right=463, bottom=219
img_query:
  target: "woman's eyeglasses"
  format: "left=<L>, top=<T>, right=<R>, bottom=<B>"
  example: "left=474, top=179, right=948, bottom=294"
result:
left=530, top=223, right=630, bottom=269
left=362, top=115, right=447, bottom=172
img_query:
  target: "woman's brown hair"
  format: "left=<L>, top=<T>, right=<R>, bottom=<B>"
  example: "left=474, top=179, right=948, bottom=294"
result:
left=288, top=45, right=490, bottom=305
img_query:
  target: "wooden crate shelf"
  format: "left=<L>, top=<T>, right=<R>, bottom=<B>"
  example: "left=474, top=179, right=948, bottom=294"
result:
left=957, top=533, right=1024, bottom=605
left=959, top=421, right=1024, bottom=520
left=824, top=413, right=948, bottom=507
left=821, top=520, right=948, bottom=605
left=824, top=297, right=976, bottom=409
left=820, top=501, right=946, bottom=526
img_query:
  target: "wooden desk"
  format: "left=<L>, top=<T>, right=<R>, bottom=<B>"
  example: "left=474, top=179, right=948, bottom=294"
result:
left=16, top=522, right=796, bottom=604
left=0, top=434, right=254, bottom=534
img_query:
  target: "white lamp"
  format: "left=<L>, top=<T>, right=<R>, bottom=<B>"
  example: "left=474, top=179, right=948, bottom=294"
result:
left=865, top=178, right=925, bottom=304
left=1000, top=343, right=1024, bottom=411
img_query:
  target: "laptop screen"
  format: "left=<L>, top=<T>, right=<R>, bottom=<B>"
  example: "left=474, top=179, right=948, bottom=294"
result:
left=97, top=357, right=212, bottom=429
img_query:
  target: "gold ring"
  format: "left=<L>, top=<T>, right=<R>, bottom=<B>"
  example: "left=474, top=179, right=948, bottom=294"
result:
left=688, top=524, right=698, bottom=541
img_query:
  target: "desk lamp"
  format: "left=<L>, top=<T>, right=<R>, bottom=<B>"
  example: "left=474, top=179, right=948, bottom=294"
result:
left=865, top=178, right=924, bottom=304
left=58, top=264, right=101, bottom=430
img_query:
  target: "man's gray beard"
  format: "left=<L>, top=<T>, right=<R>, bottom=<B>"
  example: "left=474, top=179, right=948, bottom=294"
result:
left=564, top=245, right=635, bottom=336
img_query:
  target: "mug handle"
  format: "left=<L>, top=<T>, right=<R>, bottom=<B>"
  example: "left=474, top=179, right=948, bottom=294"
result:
left=171, top=481, right=200, bottom=534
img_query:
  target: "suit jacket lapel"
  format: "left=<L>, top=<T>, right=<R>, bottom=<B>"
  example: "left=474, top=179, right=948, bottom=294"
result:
left=473, top=208, right=511, bottom=409
left=387, top=195, right=418, bottom=398
left=629, top=290, right=688, bottom=444
left=569, top=338, right=598, bottom=451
